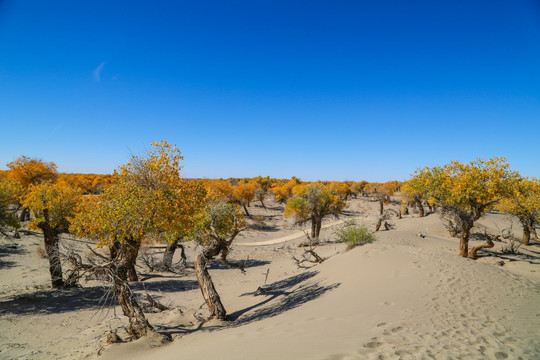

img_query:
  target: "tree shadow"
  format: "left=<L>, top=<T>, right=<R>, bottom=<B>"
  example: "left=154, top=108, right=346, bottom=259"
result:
left=207, top=259, right=271, bottom=270
left=0, top=286, right=111, bottom=315
left=0, top=243, right=27, bottom=269
left=157, top=270, right=339, bottom=338
left=229, top=271, right=340, bottom=326
left=247, top=224, right=281, bottom=232
left=481, top=246, right=540, bottom=265
left=130, top=279, right=199, bottom=293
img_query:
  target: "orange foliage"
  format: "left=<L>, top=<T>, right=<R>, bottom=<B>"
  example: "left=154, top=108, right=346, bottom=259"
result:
left=6, top=156, right=58, bottom=188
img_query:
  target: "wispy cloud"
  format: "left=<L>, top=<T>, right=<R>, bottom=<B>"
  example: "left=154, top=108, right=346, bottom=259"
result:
left=93, top=62, right=105, bottom=82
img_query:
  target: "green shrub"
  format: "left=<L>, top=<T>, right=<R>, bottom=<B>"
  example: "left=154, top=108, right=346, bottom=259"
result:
left=334, top=220, right=375, bottom=249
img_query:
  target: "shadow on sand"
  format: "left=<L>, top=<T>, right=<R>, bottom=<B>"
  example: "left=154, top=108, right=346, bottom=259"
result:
left=158, top=270, right=340, bottom=337
left=130, top=278, right=200, bottom=293
left=230, top=271, right=340, bottom=326
left=0, top=243, right=27, bottom=269
left=207, top=259, right=271, bottom=271
left=0, top=286, right=112, bottom=316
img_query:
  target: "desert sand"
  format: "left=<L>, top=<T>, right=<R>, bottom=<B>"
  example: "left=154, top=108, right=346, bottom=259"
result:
left=1, top=196, right=539, bottom=360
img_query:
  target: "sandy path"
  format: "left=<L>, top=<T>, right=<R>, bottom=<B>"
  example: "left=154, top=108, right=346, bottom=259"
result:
left=237, top=218, right=349, bottom=246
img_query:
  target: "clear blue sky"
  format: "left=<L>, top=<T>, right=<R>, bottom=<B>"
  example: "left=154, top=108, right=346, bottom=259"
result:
left=1, top=0, right=539, bottom=181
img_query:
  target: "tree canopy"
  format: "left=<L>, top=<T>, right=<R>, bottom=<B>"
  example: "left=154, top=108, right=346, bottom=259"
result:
left=285, top=183, right=346, bottom=243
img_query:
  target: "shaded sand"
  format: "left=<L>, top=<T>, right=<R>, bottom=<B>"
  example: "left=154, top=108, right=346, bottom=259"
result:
left=1, top=197, right=539, bottom=359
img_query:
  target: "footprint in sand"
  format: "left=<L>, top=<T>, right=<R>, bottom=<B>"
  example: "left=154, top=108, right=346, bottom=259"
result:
left=363, top=341, right=382, bottom=348
left=391, top=326, right=405, bottom=333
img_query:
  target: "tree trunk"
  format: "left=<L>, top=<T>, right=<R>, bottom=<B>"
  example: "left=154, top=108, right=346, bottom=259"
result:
left=459, top=227, right=471, bottom=258
left=161, top=239, right=187, bottom=270
left=109, top=238, right=163, bottom=339
left=309, top=217, right=320, bottom=244
left=468, top=235, right=495, bottom=259
left=242, top=203, right=250, bottom=217
left=522, top=224, right=530, bottom=246
left=416, top=200, right=425, bottom=217
left=161, top=239, right=178, bottom=270
left=379, top=200, right=384, bottom=215
left=527, top=218, right=537, bottom=243
left=315, top=220, right=322, bottom=242
left=19, top=207, right=30, bottom=222
left=118, top=238, right=140, bottom=282
left=375, top=218, right=382, bottom=232
left=39, top=223, right=64, bottom=288
left=109, top=239, right=121, bottom=260
left=194, top=251, right=227, bottom=320
left=530, top=224, right=538, bottom=241
left=259, top=198, right=267, bottom=210
left=112, top=270, right=157, bottom=339
left=401, top=204, right=409, bottom=216
left=127, top=242, right=140, bottom=282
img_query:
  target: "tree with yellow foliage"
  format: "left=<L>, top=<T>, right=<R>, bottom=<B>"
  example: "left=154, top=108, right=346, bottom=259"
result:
left=351, top=180, right=368, bottom=198
left=498, top=177, right=540, bottom=245
left=250, top=176, right=272, bottom=209
left=71, top=141, right=196, bottom=339
left=401, top=177, right=429, bottom=217
left=232, top=181, right=257, bottom=216
left=368, top=181, right=399, bottom=215
left=328, top=181, right=353, bottom=200
left=285, top=183, right=346, bottom=244
left=413, top=157, right=519, bottom=259
left=157, top=178, right=206, bottom=270
left=202, top=179, right=234, bottom=202
left=72, top=186, right=165, bottom=339
left=270, top=177, right=302, bottom=203
left=22, top=182, right=82, bottom=288
left=6, top=156, right=58, bottom=221
left=0, top=177, right=21, bottom=236
left=191, top=201, right=246, bottom=320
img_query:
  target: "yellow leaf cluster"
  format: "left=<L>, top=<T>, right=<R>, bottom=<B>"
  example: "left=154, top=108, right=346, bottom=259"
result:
left=22, top=182, right=82, bottom=231
left=6, top=156, right=58, bottom=189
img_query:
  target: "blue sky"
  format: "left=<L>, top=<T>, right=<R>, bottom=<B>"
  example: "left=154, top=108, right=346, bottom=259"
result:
left=1, top=0, right=539, bottom=181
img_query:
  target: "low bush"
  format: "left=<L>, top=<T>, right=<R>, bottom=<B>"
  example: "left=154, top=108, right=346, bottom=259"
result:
left=334, top=220, right=375, bottom=249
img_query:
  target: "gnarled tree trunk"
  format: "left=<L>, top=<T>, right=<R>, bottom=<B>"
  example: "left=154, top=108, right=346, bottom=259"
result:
left=38, top=217, right=64, bottom=288
left=162, top=239, right=178, bottom=270
left=109, top=239, right=121, bottom=260
left=118, top=238, right=140, bottom=282
left=111, top=248, right=163, bottom=339
left=242, top=203, right=250, bottom=217
left=459, top=227, right=471, bottom=258
left=468, top=233, right=497, bottom=259
left=416, top=200, right=425, bottom=217
left=19, top=207, right=30, bottom=222
left=194, top=250, right=227, bottom=320
left=161, top=239, right=187, bottom=270
left=113, top=273, right=156, bottom=339
left=522, top=225, right=531, bottom=246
